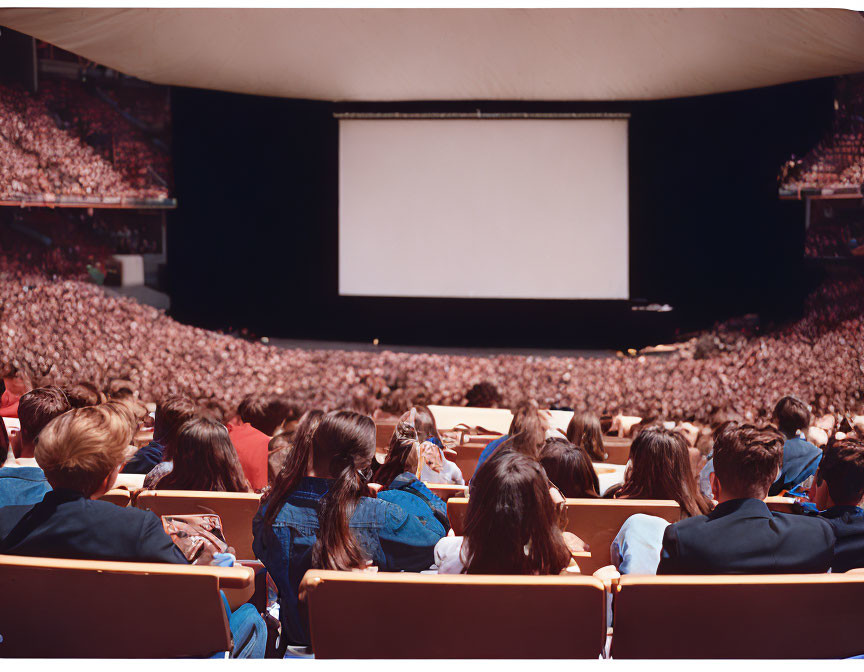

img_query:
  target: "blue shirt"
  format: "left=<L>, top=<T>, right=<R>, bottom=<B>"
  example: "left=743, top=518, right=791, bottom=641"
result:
left=473, top=434, right=509, bottom=479
left=252, top=476, right=446, bottom=646
left=378, top=472, right=449, bottom=536
left=0, top=466, right=51, bottom=509
left=122, top=440, right=165, bottom=475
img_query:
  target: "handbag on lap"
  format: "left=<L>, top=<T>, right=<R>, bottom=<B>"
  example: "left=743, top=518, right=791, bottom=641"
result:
left=161, top=513, right=231, bottom=563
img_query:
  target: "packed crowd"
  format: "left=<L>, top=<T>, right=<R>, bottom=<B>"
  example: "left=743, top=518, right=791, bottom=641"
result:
left=2, top=378, right=864, bottom=657
left=0, top=79, right=170, bottom=202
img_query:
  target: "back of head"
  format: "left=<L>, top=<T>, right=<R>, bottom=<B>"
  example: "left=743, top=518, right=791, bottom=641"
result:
left=36, top=404, right=133, bottom=497
left=413, top=405, right=440, bottom=443
left=713, top=424, right=784, bottom=500
left=507, top=400, right=545, bottom=459
left=153, top=395, right=198, bottom=453
left=465, top=381, right=502, bottom=408
left=566, top=412, right=606, bottom=461
left=159, top=417, right=249, bottom=492
left=238, top=393, right=296, bottom=436
left=816, top=437, right=864, bottom=507
left=263, top=409, right=325, bottom=526
left=64, top=381, right=105, bottom=409
left=19, top=386, right=72, bottom=446
left=619, top=426, right=710, bottom=516
left=773, top=396, right=811, bottom=438
left=311, top=410, right=376, bottom=570
left=373, top=415, right=421, bottom=488
left=464, top=449, right=570, bottom=574
left=539, top=437, right=600, bottom=498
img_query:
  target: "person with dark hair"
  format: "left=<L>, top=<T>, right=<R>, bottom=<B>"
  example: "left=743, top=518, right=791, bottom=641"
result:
left=413, top=405, right=464, bottom=485
left=657, top=425, right=835, bottom=574
left=0, top=386, right=71, bottom=507
left=611, top=427, right=712, bottom=518
left=150, top=418, right=251, bottom=492
left=464, top=381, right=502, bottom=408
left=252, top=410, right=445, bottom=647
left=807, top=437, right=864, bottom=572
left=264, top=409, right=325, bottom=494
left=770, top=395, right=823, bottom=495
left=539, top=437, right=600, bottom=498
left=372, top=409, right=449, bottom=535
left=474, top=400, right=546, bottom=475
left=123, top=395, right=198, bottom=475
left=226, top=393, right=278, bottom=492
left=436, top=449, right=573, bottom=575
left=566, top=412, right=607, bottom=462
left=63, top=381, right=105, bottom=408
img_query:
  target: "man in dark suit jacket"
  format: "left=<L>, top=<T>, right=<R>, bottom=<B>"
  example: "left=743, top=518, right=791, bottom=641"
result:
left=657, top=424, right=835, bottom=574
left=808, top=437, right=864, bottom=573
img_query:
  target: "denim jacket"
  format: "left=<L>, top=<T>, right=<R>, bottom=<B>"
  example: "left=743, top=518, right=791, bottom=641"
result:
left=252, top=476, right=447, bottom=646
left=0, top=466, right=51, bottom=509
left=378, top=472, right=449, bottom=536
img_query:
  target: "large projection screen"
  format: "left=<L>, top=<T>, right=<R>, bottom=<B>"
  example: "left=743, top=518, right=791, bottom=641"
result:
left=339, top=117, right=629, bottom=299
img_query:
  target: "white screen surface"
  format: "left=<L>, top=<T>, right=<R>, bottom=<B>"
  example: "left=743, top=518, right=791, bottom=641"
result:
left=339, top=118, right=629, bottom=299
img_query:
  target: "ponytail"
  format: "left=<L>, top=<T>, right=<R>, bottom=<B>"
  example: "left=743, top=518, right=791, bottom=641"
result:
left=312, top=462, right=368, bottom=570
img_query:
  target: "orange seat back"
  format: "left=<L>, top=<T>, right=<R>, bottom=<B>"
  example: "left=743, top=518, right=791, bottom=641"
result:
left=134, top=490, right=261, bottom=560
left=0, top=554, right=252, bottom=658
left=301, top=569, right=606, bottom=658
left=611, top=573, right=864, bottom=658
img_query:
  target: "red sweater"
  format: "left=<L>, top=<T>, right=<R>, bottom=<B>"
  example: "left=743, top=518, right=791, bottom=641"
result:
left=0, top=390, right=20, bottom=418
left=227, top=422, right=269, bottom=491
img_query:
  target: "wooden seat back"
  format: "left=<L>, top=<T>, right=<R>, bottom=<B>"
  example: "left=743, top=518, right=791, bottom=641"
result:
left=446, top=497, right=680, bottom=573
left=611, top=573, right=864, bottom=658
left=423, top=482, right=468, bottom=501
left=602, top=439, right=632, bottom=465
left=301, top=569, right=606, bottom=658
left=0, top=554, right=253, bottom=658
left=135, top=490, right=262, bottom=560
left=99, top=488, right=131, bottom=507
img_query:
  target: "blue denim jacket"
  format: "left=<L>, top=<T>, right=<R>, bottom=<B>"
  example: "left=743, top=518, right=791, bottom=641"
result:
left=0, top=467, right=51, bottom=508
left=378, top=472, right=449, bottom=536
left=252, top=476, right=446, bottom=646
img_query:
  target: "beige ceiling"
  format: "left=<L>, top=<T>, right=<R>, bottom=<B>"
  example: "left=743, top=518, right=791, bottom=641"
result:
left=2, top=8, right=864, bottom=101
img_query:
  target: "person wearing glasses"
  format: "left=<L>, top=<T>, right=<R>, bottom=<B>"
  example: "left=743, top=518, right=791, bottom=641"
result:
left=435, top=448, right=584, bottom=574
left=252, top=410, right=446, bottom=649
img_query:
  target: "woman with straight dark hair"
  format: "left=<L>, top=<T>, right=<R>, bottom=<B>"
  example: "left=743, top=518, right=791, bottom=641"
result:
left=474, top=399, right=546, bottom=474
left=611, top=426, right=712, bottom=518
left=567, top=412, right=607, bottom=462
left=437, top=449, right=573, bottom=575
left=152, top=417, right=251, bottom=492
left=252, top=410, right=446, bottom=647
left=539, top=437, right=600, bottom=498
left=372, top=409, right=449, bottom=535
left=413, top=404, right=464, bottom=485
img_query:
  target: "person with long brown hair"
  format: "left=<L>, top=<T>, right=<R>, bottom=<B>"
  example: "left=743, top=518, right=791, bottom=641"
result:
left=473, top=399, right=547, bottom=476
left=566, top=412, right=608, bottom=462
left=610, top=426, right=712, bottom=517
left=372, top=409, right=449, bottom=535
left=413, top=405, right=464, bottom=485
left=539, top=437, right=600, bottom=498
left=436, top=449, right=573, bottom=575
left=150, top=417, right=251, bottom=492
left=266, top=409, right=324, bottom=485
left=252, top=409, right=446, bottom=648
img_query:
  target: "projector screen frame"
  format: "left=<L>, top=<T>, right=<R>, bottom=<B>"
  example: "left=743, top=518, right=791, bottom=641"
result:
left=336, top=111, right=632, bottom=301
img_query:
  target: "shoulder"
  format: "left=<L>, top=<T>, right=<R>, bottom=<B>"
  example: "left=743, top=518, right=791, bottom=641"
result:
left=785, top=437, right=822, bottom=458
left=772, top=510, right=834, bottom=536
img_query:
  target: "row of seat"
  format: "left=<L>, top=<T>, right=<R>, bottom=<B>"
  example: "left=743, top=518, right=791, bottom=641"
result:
left=3, top=552, right=861, bottom=658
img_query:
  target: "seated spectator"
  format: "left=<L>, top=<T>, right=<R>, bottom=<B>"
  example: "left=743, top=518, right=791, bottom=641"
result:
left=436, top=449, right=576, bottom=574
left=475, top=400, right=546, bottom=473
left=539, top=436, right=600, bottom=498
left=149, top=418, right=251, bottom=492
left=609, top=427, right=712, bottom=518
left=372, top=410, right=449, bottom=535
left=252, top=410, right=445, bottom=647
left=0, top=366, right=32, bottom=418
left=567, top=412, right=607, bottom=462
left=63, top=381, right=106, bottom=408
left=267, top=410, right=324, bottom=485
left=0, top=386, right=70, bottom=507
left=414, top=405, right=464, bottom=485
left=657, top=424, right=835, bottom=574
left=124, top=395, right=197, bottom=476
left=769, top=395, right=823, bottom=495
left=807, top=437, right=864, bottom=572
left=0, top=403, right=266, bottom=658
left=226, top=393, right=275, bottom=492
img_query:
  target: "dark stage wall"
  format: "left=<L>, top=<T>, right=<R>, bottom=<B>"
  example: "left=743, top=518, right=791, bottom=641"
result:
left=168, top=79, right=833, bottom=349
